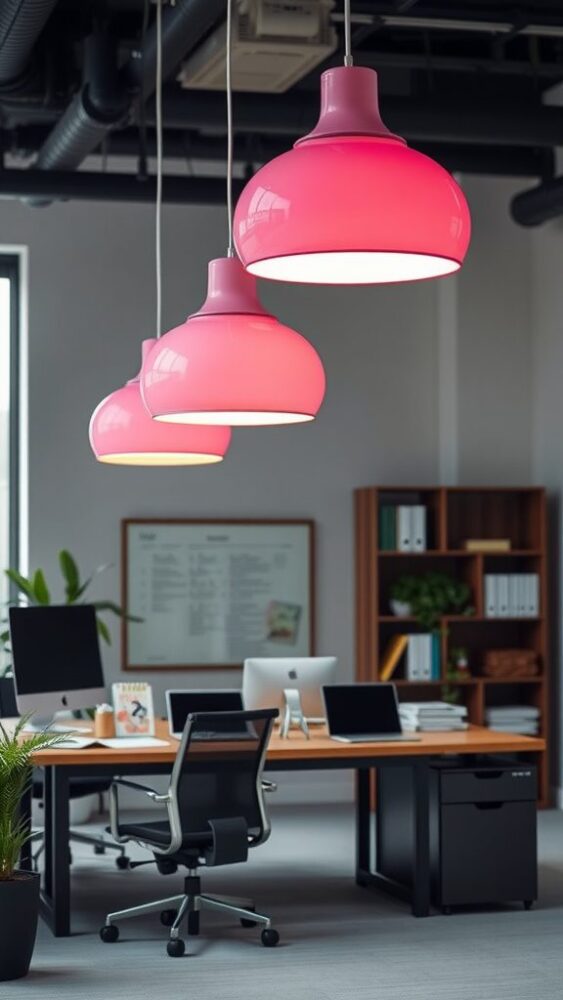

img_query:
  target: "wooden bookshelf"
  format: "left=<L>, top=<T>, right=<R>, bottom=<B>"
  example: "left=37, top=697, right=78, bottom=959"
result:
left=354, top=486, right=550, bottom=806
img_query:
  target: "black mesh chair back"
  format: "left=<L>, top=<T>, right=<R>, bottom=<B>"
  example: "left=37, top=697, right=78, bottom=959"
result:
left=170, top=709, right=278, bottom=845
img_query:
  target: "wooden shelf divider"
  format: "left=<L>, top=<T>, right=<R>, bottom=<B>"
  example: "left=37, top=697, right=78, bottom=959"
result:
left=355, top=485, right=550, bottom=805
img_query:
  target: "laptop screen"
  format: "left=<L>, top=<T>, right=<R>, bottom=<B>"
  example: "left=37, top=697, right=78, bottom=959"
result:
left=323, top=684, right=402, bottom=736
left=167, top=690, right=243, bottom=735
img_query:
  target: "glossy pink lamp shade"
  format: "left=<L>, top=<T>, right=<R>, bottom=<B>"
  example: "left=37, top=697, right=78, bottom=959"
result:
left=89, top=340, right=231, bottom=465
left=141, top=257, right=326, bottom=426
left=234, top=66, right=471, bottom=285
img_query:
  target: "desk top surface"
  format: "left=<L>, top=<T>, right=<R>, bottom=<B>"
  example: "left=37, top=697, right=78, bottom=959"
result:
left=27, top=718, right=545, bottom=767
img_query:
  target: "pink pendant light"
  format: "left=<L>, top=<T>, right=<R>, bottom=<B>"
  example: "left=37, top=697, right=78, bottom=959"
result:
left=141, top=256, right=325, bottom=426
left=90, top=340, right=231, bottom=464
left=233, top=3, right=470, bottom=284
left=141, top=0, right=325, bottom=428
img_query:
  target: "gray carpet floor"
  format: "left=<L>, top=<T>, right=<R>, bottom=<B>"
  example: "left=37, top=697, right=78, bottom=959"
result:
left=6, top=804, right=563, bottom=999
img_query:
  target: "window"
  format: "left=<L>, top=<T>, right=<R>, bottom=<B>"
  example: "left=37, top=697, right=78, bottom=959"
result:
left=0, top=256, right=20, bottom=661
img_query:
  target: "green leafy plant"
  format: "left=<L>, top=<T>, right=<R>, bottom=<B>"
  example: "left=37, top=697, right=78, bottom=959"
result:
left=0, top=717, right=67, bottom=880
left=390, top=572, right=473, bottom=631
left=1, top=550, right=141, bottom=677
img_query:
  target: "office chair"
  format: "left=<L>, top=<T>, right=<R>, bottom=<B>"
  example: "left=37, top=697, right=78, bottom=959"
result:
left=0, top=676, right=128, bottom=869
left=100, top=708, right=280, bottom=957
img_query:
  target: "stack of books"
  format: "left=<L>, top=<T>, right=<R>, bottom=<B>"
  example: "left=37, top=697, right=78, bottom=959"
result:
left=399, top=701, right=468, bottom=732
left=379, top=505, right=426, bottom=552
left=483, top=574, right=539, bottom=618
left=380, top=633, right=440, bottom=681
left=485, top=705, right=540, bottom=736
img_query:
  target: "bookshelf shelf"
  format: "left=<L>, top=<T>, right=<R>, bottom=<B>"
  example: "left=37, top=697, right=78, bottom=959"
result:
left=355, top=485, right=550, bottom=806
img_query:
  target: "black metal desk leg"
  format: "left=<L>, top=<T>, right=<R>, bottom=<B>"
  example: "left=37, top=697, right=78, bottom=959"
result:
left=43, top=767, right=53, bottom=898
left=412, top=761, right=431, bottom=917
left=50, top=767, right=71, bottom=936
left=19, top=782, right=33, bottom=871
left=356, top=768, right=371, bottom=885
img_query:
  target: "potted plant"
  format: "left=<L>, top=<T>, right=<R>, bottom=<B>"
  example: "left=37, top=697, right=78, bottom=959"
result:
left=0, top=718, right=66, bottom=980
left=0, top=549, right=140, bottom=679
left=390, top=572, right=473, bottom=631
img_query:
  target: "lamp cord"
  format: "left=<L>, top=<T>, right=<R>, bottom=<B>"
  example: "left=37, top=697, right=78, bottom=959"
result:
left=155, top=0, right=163, bottom=335
left=226, top=0, right=234, bottom=257
left=344, top=0, right=353, bottom=66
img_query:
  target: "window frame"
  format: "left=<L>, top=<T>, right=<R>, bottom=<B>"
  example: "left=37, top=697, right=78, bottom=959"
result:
left=0, top=254, right=20, bottom=584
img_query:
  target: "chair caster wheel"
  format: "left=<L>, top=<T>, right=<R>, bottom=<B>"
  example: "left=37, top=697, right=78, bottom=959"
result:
left=261, top=928, right=279, bottom=948
left=188, top=911, right=200, bottom=935
left=94, top=844, right=106, bottom=855
left=167, top=938, right=185, bottom=958
left=116, top=855, right=130, bottom=870
left=524, top=900, right=534, bottom=911
left=100, top=924, right=119, bottom=943
left=160, top=909, right=178, bottom=927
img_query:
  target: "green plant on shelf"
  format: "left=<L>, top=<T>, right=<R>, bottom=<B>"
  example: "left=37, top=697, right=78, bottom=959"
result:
left=441, top=684, right=462, bottom=705
left=390, top=572, right=473, bottom=631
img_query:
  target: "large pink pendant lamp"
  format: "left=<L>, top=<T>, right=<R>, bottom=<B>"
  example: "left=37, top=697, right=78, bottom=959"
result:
left=141, top=256, right=325, bottom=426
left=89, top=1, right=231, bottom=466
left=233, top=3, right=470, bottom=285
left=89, top=340, right=231, bottom=464
left=141, top=0, right=325, bottom=427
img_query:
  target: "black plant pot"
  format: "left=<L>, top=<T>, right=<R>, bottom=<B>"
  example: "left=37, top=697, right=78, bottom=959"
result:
left=0, top=871, right=40, bottom=981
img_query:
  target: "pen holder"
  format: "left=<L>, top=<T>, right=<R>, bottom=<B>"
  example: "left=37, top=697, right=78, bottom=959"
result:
left=94, top=708, right=116, bottom=739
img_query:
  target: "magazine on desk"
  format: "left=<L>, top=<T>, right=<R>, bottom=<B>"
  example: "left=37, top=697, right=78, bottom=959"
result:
left=112, top=682, right=156, bottom=736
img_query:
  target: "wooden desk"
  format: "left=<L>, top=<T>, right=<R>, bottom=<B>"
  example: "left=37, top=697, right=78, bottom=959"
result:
left=27, top=721, right=545, bottom=937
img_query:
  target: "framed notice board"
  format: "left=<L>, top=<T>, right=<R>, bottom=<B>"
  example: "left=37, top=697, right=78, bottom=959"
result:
left=122, top=519, right=315, bottom=670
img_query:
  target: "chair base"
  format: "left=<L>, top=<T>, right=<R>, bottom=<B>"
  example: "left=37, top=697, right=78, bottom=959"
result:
left=101, top=873, right=279, bottom=956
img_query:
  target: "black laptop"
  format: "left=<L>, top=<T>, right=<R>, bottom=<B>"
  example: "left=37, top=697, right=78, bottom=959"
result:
left=322, top=683, right=421, bottom=743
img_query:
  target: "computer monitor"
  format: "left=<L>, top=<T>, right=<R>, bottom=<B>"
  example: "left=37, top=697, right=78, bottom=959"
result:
left=242, top=656, right=338, bottom=721
left=9, top=605, right=106, bottom=728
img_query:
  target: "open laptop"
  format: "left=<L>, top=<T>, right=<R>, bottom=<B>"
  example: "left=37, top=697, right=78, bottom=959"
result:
left=323, top=683, right=421, bottom=743
left=165, top=689, right=245, bottom=740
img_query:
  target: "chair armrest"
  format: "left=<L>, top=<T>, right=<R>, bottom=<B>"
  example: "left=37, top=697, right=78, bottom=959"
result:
left=261, top=780, right=277, bottom=793
left=109, top=778, right=170, bottom=844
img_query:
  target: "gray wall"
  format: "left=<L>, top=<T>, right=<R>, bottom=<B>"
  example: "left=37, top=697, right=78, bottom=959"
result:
left=0, top=174, right=543, bottom=800
left=531, top=216, right=563, bottom=801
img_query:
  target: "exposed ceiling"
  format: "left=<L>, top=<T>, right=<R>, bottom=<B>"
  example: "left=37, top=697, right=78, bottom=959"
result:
left=1, top=0, right=563, bottom=222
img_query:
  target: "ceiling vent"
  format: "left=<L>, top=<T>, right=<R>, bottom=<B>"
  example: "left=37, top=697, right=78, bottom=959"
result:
left=177, top=0, right=337, bottom=94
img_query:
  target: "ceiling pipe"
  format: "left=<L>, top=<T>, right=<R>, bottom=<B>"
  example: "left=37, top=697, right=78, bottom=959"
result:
left=153, top=89, right=563, bottom=148
left=510, top=176, right=563, bottom=226
left=29, top=0, right=225, bottom=202
left=0, top=0, right=58, bottom=90
left=0, top=168, right=245, bottom=204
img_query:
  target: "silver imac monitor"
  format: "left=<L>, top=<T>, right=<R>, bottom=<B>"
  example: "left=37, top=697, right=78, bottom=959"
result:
left=242, top=656, right=338, bottom=733
left=9, top=605, right=106, bottom=729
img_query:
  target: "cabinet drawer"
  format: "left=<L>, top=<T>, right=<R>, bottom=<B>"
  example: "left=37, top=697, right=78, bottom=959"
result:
left=440, top=800, right=537, bottom=906
left=440, top=767, right=536, bottom=804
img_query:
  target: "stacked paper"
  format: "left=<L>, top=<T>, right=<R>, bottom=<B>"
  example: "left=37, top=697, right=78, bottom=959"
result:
left=399, top=701, right=468, bottom=732
left=485, top=705, right=540, bottom=736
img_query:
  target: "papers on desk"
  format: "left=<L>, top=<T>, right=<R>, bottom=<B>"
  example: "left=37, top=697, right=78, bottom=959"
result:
left=485, top=705, right=540, bottom=736
left=399, top=701, right=468, bottom=732
left=52, top=736, right=170, bottom=750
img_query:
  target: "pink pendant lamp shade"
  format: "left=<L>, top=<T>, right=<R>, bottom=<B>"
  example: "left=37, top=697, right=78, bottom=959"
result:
left=234, top=66, right=471, bottom=285
left=141, top=256, right=326, bottom=426
left=89, top=340, right=231, bottom=465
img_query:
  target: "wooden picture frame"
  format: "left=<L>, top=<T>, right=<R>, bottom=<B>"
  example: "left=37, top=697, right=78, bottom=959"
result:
left=121, top=518, right=315, bottom=671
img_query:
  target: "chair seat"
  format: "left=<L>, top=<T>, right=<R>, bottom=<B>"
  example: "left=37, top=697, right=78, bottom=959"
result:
left=111, top=819, right=214, bottom=851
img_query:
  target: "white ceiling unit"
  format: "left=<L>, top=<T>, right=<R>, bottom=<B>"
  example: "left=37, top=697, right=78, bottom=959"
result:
left=177, top=0, right=337, bottom=94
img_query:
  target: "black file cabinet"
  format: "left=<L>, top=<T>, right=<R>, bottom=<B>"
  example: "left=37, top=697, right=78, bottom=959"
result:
left=377, top=761, right=537, bottom=912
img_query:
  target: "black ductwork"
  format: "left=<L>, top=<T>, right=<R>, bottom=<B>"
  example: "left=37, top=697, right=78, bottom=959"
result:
left=0, top=168, right=244, bottom=204
left=153, top=90, right=563, bottom=149
left=0, top=0, right=58, bottom=90
left=510, top=176, right=563, bottom=227
left=30, top=0, right=225, bottom=202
